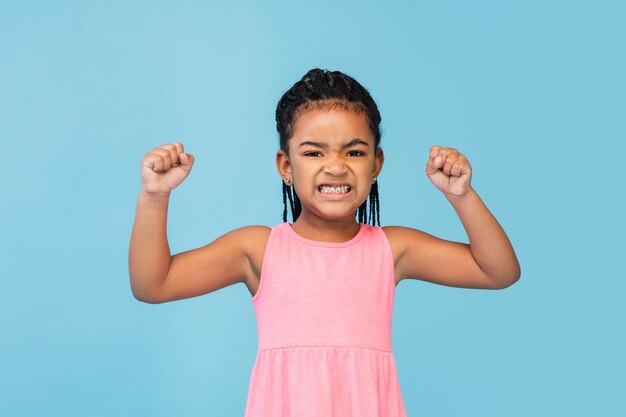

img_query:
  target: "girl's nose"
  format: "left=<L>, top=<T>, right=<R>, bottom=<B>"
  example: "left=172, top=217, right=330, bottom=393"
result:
left=324, top=155, right=348, bottom=176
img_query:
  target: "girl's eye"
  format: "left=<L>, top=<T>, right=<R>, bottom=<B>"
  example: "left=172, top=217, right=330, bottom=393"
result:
left=303, top=151, right=364, bottom=157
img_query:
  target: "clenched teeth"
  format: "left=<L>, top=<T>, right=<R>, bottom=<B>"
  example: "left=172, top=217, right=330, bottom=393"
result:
left=319, top=185, right=351, bottom=194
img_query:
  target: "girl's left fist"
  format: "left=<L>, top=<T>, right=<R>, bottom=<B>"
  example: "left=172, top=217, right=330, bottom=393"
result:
left=425, top=145, right=473, bottom=198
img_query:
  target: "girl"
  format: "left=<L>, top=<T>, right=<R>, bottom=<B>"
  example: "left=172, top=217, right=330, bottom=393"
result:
left=129, top=68, right=520, bottom=417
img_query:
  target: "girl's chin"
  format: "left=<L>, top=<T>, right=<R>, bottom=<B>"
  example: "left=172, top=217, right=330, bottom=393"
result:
left=315, top=206, right=362, bottom=221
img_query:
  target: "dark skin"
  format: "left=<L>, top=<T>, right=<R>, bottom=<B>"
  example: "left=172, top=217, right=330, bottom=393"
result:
left=130, top=108, right=520, bottom=304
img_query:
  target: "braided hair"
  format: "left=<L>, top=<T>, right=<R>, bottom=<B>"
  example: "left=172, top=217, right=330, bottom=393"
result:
left=276, top=68, right=382, bottom=226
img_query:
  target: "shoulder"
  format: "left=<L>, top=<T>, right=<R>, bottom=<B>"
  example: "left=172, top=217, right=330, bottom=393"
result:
left=228, top=225, right=272, bottom=252
left=224, top=225, right=272, bottom=276
left=380, top=225, right=435, bottom=278
left=381, top=225, right=431, bottom=255
left=231, top=225, right=273, bottom=264
left=205, top=225, right=272, bottom=262
left=230, top=226, right=272, bottom=293
left=232, top=224, right=272, bottom=236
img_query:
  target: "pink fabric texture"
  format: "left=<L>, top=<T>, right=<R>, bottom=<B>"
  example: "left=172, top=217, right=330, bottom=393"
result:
left=244, top=222, right=407, bottom=417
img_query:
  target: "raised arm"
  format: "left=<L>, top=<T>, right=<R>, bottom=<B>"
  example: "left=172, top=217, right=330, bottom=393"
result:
left=387, top=146, right=520, bottom=290
left=128, top=142, right=266, bottom=304
left=128, top=142, right=195, bottom=302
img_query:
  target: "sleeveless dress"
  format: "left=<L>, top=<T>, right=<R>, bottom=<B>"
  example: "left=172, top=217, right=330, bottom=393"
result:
left=243, top=222, right=408, bottom=417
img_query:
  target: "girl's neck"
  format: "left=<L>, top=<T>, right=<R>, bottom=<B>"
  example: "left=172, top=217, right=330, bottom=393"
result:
left=290, top=213, right=360, bottom=243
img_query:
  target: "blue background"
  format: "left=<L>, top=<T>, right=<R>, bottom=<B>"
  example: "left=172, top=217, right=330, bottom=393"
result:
left=1, top=0, right=624, bottom=416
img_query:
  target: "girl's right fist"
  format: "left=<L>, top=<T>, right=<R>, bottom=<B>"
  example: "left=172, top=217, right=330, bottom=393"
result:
left=141, top=142, right=195, bottom=195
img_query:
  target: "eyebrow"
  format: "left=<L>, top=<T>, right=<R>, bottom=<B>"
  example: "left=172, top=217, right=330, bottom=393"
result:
left=298, top=139, right=370, bottom=149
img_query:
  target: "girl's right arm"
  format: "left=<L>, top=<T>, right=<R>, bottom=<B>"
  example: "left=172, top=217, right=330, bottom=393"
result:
left=128, top=142, right=259, bottom=304
left=128, top=190, right=173, bottom=302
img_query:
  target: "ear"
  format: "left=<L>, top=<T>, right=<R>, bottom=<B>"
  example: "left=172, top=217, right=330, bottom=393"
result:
left=276, top=149, right=292, bottom=181
left=372, top=147, right=384, bottom=178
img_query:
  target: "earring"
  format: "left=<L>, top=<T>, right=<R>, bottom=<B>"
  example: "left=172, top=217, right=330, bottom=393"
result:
left=372, top=177, right=377, bottom=184
left=284, top=177, right=292, bottom=186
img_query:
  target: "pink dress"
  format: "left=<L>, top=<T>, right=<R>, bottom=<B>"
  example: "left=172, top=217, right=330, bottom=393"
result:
left=244, top=222, right=408, bottom=417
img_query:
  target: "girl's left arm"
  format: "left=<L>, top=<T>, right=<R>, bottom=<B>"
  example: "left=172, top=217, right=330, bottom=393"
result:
left=387, top=145, right=520, bottom=290
left=444, top=186, right=521, bottom=288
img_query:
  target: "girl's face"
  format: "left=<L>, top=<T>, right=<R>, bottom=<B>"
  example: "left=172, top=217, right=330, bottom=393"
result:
left=276, top=107, right=384, bottom=223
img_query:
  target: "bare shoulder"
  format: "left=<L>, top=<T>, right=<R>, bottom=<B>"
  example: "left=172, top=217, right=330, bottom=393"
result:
left=238, top=224, right=272, bottom=255
left=230, top=225, right=271, bottom=297
left=381, top=225, right=430, bottom=285
left=231, top=225, right=272, bottom=249
left=197, top=224, right=271, bottom=263
left=227, top=224, right=271, bottom=276
left=381, top=225, right=430, bottom=251
left=381, top=225, right=431, bottom=267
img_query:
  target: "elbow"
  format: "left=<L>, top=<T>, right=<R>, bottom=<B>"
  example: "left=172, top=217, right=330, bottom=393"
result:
left=131, top=288, right=156, bottom=304
left=130, top=280, right=164, bottom=304
left=494, top=276, right=520, bottom=290
left=491, top=267, right=522, bottom=290
left=133, top=292, right=162, bottom=304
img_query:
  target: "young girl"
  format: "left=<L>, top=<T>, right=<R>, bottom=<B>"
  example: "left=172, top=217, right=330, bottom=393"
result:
left=129, top=68, right=520, bottom=417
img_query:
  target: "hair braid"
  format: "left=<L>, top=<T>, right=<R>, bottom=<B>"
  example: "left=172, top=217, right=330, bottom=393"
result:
left=282, top=182, right=288, bottom=223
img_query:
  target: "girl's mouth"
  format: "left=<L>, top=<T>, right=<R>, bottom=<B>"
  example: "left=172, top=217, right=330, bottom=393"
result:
left=318, top=184, right=351, bottom=194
